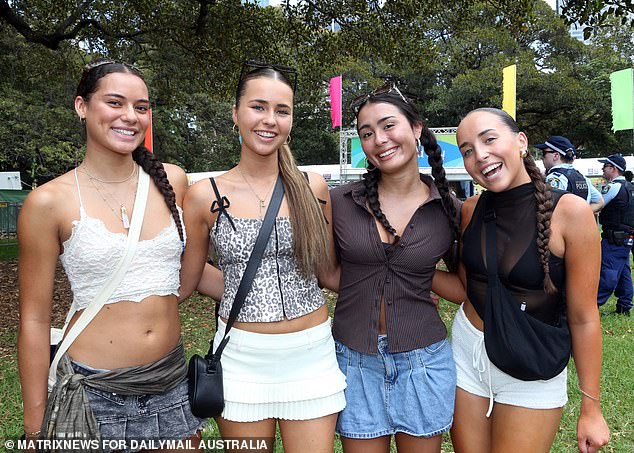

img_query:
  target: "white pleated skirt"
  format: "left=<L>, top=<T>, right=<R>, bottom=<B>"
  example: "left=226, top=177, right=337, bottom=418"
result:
left=213, top=317, right=347, bottom=422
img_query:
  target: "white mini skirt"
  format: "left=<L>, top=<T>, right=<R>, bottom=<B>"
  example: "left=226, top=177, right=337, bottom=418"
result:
left=213, top=317, right=347, bottom=422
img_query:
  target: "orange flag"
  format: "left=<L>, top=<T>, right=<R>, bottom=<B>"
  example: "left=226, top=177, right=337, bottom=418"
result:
left=144, top=108, right=153, bottom=152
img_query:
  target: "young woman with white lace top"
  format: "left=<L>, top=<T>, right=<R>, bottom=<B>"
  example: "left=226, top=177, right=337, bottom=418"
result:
left=18, top=60, right=205, bottom=450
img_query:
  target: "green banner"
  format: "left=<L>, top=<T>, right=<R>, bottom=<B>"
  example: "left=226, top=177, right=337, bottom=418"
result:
left=611, top=68, right=634, bottom=132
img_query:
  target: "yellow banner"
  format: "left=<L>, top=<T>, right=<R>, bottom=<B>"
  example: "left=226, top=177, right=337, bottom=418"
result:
left=502, top=64, right=517, bottom=120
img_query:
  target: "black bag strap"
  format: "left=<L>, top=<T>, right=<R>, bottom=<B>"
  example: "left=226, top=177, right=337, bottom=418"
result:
left=205, top=175, right=285, bottom=362
left=483, top=197, right=499, bottom=287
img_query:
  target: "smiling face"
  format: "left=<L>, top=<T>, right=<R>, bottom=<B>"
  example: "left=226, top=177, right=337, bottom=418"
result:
left=457, top=110, right=531, bottom=192
left=356, top=101, right=422, bottom=175
left=75, top=72, right=149, bottom=156
left=233, top=76, right=293, bottom=159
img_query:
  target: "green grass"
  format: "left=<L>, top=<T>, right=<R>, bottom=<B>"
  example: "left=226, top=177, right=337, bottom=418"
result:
left=1, top=281, right=631, bottom=452
left=0, top=244, right=18, bottom=261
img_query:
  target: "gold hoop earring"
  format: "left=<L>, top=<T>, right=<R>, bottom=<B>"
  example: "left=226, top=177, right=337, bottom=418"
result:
left=521, top=149, right=528, bottom=158
left=79, top=117, right=86, bottom=125
left=232, top=124, right=238, bottom=135
left=285, top=134, right=291, bottom=145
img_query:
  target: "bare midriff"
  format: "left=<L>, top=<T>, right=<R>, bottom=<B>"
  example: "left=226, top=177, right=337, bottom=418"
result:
left=222, top=304, right=329, bottom=334
left=66, top=294, right=181, bottom=370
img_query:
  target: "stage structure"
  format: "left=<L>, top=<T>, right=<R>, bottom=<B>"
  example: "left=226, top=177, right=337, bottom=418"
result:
left=338, top=127, right=471, bottom=184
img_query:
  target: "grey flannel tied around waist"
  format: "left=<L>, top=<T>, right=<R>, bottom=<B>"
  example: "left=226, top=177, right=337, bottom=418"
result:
left=41, top=339, right=187, bottom=452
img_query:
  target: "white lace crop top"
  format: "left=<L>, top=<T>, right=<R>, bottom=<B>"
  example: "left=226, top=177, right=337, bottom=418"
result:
left=60, top=169, right=184, bottom=320
left=209, top=187, right=325, bottom=322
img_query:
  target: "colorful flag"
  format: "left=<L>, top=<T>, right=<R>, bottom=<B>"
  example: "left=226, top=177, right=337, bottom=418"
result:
left=144, top=108, right=153, bottom=152
left=329, top=76, right=342, bottom=128
left=610, top=68, right=634, bottom=132
left=502, top=65, right=516, bottom=120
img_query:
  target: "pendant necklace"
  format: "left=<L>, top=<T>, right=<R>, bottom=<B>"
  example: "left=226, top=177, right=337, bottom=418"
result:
left=237, top=166, right=277, bottom=218
left=80, top=163, right=138, bottom=228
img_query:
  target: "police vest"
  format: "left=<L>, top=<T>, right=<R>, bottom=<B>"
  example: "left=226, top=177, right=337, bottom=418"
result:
left=599, top=181, right=634, bottom=232
left=547, top=167, right=588, bottom=200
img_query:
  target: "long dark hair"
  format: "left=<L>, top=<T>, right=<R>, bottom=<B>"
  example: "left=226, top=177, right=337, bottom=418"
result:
left=235, top=65, right=329, bottom=276
left=467, top=108, right=556, bottom=294
left=354, top=89, right=460, bottom=271
left=76, top=59, right=184, bottom=243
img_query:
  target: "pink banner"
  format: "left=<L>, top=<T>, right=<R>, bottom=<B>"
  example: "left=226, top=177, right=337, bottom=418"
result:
left=329, top=76, right=342, bottom=128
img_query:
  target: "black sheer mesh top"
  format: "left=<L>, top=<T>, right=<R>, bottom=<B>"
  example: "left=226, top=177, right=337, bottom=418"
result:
left=462, top=183, right=566, bottom=324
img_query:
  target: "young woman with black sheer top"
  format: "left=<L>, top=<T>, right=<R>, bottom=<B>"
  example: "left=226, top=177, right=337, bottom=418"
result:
left=452, top=108, right=609, bottom=453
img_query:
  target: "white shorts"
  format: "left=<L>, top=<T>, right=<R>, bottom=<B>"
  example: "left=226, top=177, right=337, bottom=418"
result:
left=214, top=318, right=347, bottom=422
left=451, top=304, right=568, bottom=416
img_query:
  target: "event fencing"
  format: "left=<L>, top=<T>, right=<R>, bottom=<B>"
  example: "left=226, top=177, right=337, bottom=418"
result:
left=0, top=202, right=19, bottom=246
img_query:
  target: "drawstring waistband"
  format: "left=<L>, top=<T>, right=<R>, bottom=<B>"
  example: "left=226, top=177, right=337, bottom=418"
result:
left=472, top=335, right=494, bottom=417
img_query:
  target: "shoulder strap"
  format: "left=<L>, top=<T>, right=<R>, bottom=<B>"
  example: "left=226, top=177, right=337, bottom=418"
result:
left=483, top=197, right=499, bottom=287
left=207, top=175, right=285, bottom=362
left=73, top=168, right=84, bottom=210
left=48, top=168, right=151, bottom=387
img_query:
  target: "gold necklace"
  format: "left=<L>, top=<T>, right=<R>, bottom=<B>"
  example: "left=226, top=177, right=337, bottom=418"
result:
left=81, top=166, right=138, bottom=228
left=237, top=166, right=277, bottom=218
left=80, top=162, right=137, bottom=184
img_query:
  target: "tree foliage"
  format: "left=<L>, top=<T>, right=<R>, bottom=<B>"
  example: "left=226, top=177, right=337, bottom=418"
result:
left=559, top=0, right=634, bottom=39
left=1, top=0, right=633, bottom=186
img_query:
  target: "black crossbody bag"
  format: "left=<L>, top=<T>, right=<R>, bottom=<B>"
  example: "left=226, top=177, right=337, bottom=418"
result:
left=482, top=203, right=571, bottom=381
left=188, top=175, right=285, bottom=418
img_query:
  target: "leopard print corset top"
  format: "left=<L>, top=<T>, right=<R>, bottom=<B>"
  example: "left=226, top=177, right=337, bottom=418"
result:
left=210, top=211, right=326, bottom=322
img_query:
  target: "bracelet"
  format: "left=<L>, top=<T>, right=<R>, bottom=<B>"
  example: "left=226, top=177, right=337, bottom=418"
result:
left=579, top=388, right=600, bottom=401
left=24, top=430, right=41, bottom=438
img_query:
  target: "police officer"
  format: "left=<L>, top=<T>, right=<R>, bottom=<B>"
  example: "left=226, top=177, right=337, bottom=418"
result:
left=536, top=136, right=604, bottom=213
left=597, top=153, right=634, bottom=316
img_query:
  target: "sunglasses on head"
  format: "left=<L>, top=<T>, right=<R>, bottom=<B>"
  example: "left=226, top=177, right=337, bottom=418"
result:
left=239, top=60, right=298, bottom=93
left=350, top=83, right=409, bottom=115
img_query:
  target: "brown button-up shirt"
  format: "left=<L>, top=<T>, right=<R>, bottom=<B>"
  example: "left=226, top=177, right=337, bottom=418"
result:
left=331, top=174, right=461, bottom=354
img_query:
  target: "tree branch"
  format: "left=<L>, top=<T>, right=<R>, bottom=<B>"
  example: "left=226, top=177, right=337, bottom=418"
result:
left=0, top=0, right=147, bottom=49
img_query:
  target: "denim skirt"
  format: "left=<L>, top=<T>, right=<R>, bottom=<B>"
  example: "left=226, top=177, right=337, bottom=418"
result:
left=72, top=361, right=207, bottom=453
left=335, top=335, right=456, bottom=439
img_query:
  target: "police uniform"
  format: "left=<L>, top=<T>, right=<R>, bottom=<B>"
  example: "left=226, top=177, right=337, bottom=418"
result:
left=545, top=163, right=602, bottom=204
left=598, top=175, right=634, bottom=312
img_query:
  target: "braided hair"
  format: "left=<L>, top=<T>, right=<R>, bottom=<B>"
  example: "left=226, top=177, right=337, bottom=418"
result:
left=76, top=59, right=184, bottom=243
left=132, top=147, right=184, bottom=243
left=362, top=165, right=400, bottom=239
left=469, top=108, right=557, bottom=294
left=355, top=90, right=461, bottom=270
left=420, top=126, right=461, bottom=271
left=524, top=154, right=557, bottom=294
